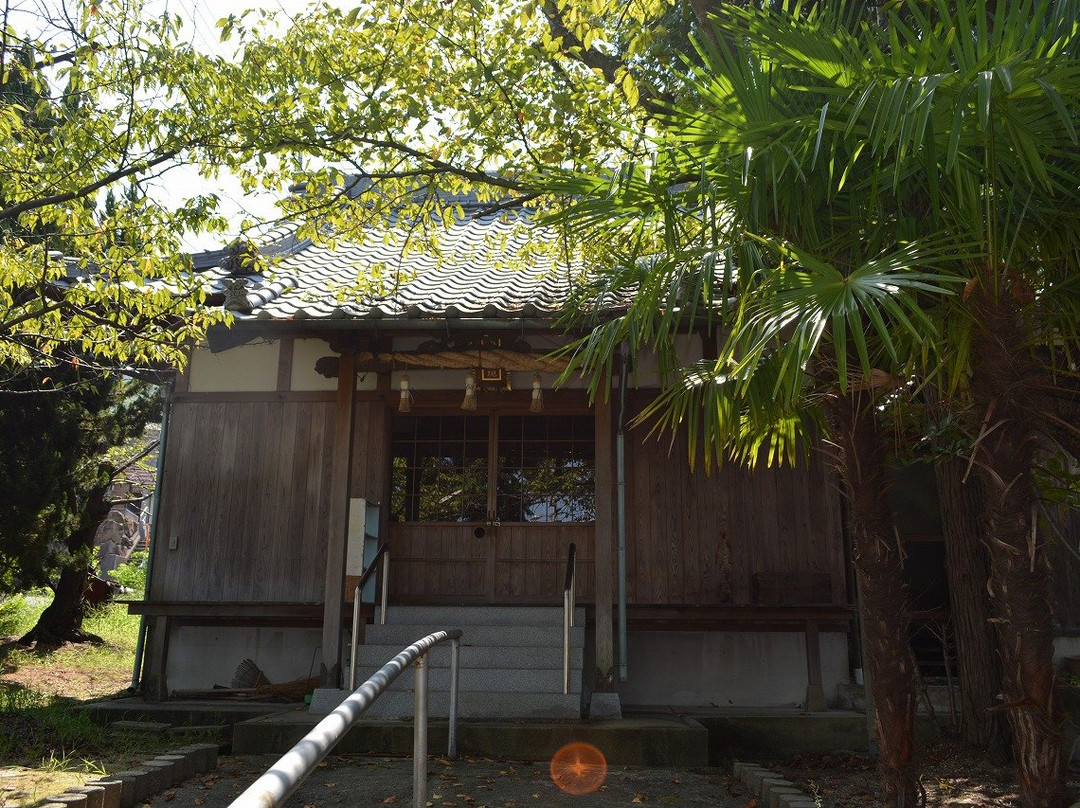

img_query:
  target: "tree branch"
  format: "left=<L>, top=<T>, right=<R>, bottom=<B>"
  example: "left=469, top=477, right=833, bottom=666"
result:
left=0, top=150, right=179, bottom=223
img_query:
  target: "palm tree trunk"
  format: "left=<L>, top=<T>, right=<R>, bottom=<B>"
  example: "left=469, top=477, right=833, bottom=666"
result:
left=969, top=298, right=1065, bottom=808
left=828, top=392, right=920, bottom=807
left=934, top=458, right=1010, bottom=761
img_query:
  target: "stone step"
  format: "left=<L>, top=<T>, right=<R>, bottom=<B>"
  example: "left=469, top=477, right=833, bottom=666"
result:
left=382, top=605, right=585, bottom=627
left=346, top=663, right=581, bottom=694
left=310, top=689, right=582, bottom=719
left=364, top=623, right=584, bottom=648
left=353, top=643, right=581, bottom=671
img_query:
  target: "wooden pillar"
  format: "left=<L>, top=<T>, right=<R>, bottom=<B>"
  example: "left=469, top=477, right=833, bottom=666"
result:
left=593, top=386, right=615, bottom=691
left=142, top=616, right=170, bottom=702
left=321, top=352, right=357, bottom=686
left=804, top=618, right=826, bottom=711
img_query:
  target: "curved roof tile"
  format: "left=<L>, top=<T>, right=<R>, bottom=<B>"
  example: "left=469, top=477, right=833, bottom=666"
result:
left=190, top=207, right=629, bottom=323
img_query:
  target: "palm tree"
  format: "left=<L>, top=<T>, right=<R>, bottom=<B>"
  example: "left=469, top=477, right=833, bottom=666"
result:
left=551, top=1, right=1080, bottom=805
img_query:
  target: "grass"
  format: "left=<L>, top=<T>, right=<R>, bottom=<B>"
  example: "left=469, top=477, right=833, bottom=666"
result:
left=2, top=592, right=142, bottom=701
left=0, top=592, right=174, bottom=807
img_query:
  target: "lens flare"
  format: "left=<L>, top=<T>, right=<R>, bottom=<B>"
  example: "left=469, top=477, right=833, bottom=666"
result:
left=549, top=742, right=607, bottom=795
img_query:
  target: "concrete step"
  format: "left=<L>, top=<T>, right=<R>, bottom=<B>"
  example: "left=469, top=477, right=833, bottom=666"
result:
left=353, top=643, right=581, bottom=671
left=310, top=689, right=582, bottom=719
left=365, top=623, right=584, bottom=648
left=235, top=712, right=709, bottom=767
left=346, top=664, right=581, bottom=694
left=383, top=605, right=584, bottom=627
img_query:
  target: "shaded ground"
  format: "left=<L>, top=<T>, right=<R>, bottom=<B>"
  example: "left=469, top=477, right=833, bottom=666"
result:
left=769, top=739, right=1065, bottom=807
left=146, top=754, right=747, bottom=808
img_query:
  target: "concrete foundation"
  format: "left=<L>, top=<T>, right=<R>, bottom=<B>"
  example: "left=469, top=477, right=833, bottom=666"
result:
left=619, top=630, right=850, bottom=709
left=234, top=709, right=709, bottom=767
left=165, top=626, right=321, bottom=691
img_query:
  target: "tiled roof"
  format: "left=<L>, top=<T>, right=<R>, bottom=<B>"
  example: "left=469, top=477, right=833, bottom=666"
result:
left=194, top=206, right=602, bottom=323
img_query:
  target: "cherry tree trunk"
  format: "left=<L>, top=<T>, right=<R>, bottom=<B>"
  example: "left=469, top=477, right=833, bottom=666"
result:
left=828, top=392, right=920, bottom=807
left=18, top=484, right=111, bottom=647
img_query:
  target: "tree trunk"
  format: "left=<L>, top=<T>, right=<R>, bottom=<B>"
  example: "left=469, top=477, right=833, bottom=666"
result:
left=935, top=458, right=1010, bottom=761
left=969, top=298, right=1065, bottom=808
left=18, top=483, right=111, bottom=647
left=18, top=565, right=101, bottom=646
left=828, top=392, right=920, bottom=807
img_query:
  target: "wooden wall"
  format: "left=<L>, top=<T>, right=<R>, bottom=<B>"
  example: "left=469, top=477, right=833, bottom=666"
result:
left=623, top=392, right=847, bottom=607
left=350, top=401, right=391, bottom=516
left=151, top=399, right=335, bottom=602
left=388, top=522, right=593, bottom=604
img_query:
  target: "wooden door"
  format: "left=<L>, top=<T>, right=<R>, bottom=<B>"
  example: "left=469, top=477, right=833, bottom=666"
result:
left=388, top=522, right=492, bottom=602
left=388, top=522, right=595, bottom=604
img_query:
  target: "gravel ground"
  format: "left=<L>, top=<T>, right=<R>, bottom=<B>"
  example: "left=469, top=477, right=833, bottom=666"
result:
left=146, top=753, right=751, bottom=808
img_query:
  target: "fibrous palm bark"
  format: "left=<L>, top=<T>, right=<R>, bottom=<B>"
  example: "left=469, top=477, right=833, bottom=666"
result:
left=829, top=392, right=920, bottom=807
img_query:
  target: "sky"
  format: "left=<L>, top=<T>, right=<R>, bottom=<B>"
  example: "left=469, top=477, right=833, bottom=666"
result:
left=13, top=0, right=325, bottom=252
left=153, top=0, right=314, bottom=251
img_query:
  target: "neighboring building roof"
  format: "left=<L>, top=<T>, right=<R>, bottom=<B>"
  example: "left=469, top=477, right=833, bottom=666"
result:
left=194, top=202, right=600, bottom=323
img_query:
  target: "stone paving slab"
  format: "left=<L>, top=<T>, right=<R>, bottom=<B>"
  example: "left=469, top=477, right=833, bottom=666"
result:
left=144, top=754, right=749, bottom=808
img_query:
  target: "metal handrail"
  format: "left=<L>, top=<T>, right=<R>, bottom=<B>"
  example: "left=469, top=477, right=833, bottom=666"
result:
left=357, top=543, right=391, bottom=625
left=350, top=545, right=391, bottom=690
left=230, top=630, right=462, bottom=808
left=562, top=542, right=576, bottom=695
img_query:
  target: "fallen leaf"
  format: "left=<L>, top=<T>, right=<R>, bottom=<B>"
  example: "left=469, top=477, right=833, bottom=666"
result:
left=744, top=800, right=758, bottom=808
left=163, top=791, right=176, bottom=802
left=436, top=758, right=454, bottom=766
left=382, top=797, right=398, bottom=804
left=632, top=794, right=645, bottom=804
left=193, top=799, right=204, bottom=806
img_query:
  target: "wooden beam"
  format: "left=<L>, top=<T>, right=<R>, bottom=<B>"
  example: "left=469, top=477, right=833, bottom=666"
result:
left=171, top=391, right=336, bottom=404
left=593, top=386, right=615, bottom=691
left=321, top=352, right=357, bottom=686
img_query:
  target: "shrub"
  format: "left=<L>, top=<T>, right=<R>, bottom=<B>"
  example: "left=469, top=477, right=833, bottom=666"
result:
left=108, top=551, right=147, bottom=595
left=0, top=593, right=27, bottom=636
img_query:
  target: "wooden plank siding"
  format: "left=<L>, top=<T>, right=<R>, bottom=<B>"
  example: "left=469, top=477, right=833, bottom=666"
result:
left=386, top=523, right=593, bottom=604
left=622, top=392, right=846, bottom=607
left=151, top=399, right=335, bottom=603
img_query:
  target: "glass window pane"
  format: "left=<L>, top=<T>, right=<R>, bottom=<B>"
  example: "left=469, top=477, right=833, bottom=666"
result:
left=391, top=415, right=490, bottom=522
left=495, top=415, right=594, bottom=523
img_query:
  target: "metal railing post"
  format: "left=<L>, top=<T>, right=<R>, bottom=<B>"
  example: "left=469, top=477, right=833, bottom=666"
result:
left=413, top=656, right=428, bottom=808
left=380, top=551, right=390, bottom=626
left=563, top=589, right=571, bottom=695
left=349, top=585, right=361, bottom=690
left=570, top=563, right=576, bottom=627
left=227, top=629, right=460, bottom=808
left=449, top=638, right=460, bottom=759
left=562, top=543, right=576, bottom=696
